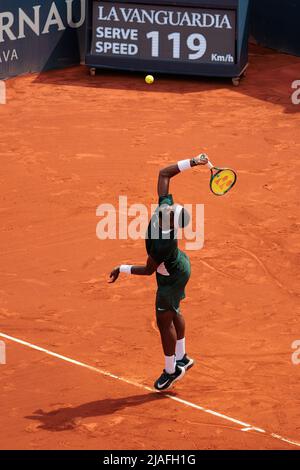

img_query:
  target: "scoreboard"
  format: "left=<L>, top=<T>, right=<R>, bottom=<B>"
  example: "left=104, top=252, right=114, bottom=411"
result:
left=91, top=2, right=236, bottom=64
left=85, top=0, right=250, bottom=82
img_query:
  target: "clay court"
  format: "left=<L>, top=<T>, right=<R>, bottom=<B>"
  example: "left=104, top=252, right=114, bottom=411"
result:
left=0, top=45, right=300, bottom=450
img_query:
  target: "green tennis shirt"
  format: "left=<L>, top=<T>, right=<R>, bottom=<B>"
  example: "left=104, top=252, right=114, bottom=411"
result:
left=145, top=194, right=181, bottom=275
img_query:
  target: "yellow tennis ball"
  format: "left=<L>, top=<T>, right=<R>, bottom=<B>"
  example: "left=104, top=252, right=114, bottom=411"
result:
left=145, top=75, right=154, bottom=84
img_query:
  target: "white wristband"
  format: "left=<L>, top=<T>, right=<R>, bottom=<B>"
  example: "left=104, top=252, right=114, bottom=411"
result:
left=177, top=159, right=191, bottom=172
left=120, top=265, right=133, bottom=274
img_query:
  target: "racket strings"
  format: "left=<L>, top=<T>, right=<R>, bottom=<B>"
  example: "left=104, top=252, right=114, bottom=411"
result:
left=211, top=169, right=236, bottom=195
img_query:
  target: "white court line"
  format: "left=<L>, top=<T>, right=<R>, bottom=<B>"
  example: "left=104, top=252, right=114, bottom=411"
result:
left=1, top=331, right=300, bottom=449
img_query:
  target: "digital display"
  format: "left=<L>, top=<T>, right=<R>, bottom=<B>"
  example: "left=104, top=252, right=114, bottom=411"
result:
left=91, top=1, right=236, bottom=65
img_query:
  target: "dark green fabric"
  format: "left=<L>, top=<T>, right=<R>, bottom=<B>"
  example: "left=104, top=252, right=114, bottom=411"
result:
left=146, top=194, right=179, bottom=275
left=155, top=251, right=191, bottom=314
left=145, top=194, right=191, bottom=313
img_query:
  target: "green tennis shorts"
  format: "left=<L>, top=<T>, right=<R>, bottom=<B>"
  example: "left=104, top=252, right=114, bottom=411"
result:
left=155, top=252, right=191, bottom=315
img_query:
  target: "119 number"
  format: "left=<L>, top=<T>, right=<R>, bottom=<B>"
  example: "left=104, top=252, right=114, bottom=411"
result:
left=146, top=31, right=207, bottom=60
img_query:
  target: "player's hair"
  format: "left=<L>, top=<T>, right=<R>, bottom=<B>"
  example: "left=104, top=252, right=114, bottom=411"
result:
left=178, top=208, right=190, bottom=228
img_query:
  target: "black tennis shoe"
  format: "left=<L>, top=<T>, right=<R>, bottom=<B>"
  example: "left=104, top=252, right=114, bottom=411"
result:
left=154, top=365, right=185, bottom=391
left=176, top=354, right=194, bottom=371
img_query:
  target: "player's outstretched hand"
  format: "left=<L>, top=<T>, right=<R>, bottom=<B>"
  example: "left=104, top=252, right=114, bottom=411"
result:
left=109, top=266, right=120, bottom=283
left=193, top=154, right=209, bottom=166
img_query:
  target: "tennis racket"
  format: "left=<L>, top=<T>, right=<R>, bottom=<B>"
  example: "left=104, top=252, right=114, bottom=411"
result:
left=199, top=155, right=237, bottom=196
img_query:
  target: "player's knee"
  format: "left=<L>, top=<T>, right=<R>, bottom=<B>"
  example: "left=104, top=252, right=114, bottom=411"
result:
left=156, top=311, right=173, bottom=330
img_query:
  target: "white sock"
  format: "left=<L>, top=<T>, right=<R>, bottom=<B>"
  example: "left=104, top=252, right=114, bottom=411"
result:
left=175, top=338, right=185, bottom=361
left=165, top=355, right=176, bottom=374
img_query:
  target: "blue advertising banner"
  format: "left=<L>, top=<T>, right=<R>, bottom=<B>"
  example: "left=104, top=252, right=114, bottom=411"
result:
left=0, top=0, right=299, bottom=81
left=0, top=0, right=86, bottom=79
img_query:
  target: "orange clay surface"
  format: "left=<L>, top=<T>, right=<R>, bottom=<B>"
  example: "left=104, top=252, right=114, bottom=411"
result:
left=0, top=45, right=300, bottom=450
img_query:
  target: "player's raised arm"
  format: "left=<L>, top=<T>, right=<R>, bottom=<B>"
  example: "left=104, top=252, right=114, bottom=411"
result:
left=109, top=256, right=158, bottom=283
left=157, top=154, right=209, bottom=196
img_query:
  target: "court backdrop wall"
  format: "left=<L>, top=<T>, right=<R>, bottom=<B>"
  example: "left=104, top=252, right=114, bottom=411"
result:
left=250, top=0, right=300, bottom=57
left=1, top=0, right=300, bottom=80
left=0, top=0, right=86, bottom=80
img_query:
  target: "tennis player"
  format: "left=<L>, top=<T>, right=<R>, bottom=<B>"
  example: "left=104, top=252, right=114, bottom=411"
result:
left=109, top=154, right=208, bottom=390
